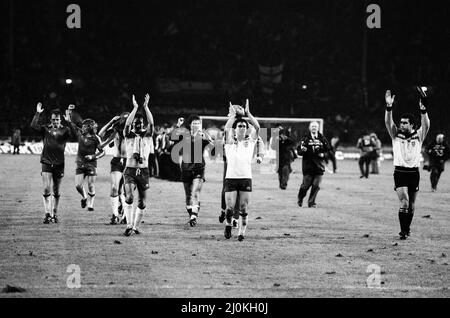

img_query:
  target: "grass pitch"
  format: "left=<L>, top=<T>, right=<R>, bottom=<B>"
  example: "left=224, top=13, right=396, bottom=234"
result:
left=0, top=155, right=449, bottom=297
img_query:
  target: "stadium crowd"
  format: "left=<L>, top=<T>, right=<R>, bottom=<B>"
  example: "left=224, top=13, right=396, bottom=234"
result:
left=1, top=1, right=449, bottom=146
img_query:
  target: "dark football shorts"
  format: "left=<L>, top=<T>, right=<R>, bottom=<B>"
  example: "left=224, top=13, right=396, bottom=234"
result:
left=41, top=163, right=65, bottom=179
left=224, top=178, right=252, bottom=192
left=111, top=157, right=127, bottom=173
left=394, top=167, right=420, bottom=192
left=76, top=162, right=97, bottom=177
left=124, top=167, right=150, bottom=192
left=181, top=167, right=205, bottom=183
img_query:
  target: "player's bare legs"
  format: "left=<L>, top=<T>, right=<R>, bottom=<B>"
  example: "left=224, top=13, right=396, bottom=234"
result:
left=133, top=188, right=147, bottom=234
left=86, top=175, right=96, bottom=211
left=123, top=182, right=137, bottom=234
left=51, top=176, right=62, bottom=222
left=183, top=181, right=194, bottom=218
left=237, top=191, right=250, bottom=241
left=42, top=172, right=53, bottom=223
left=110, top=171, right=123, bottom=224
left=406, top=190, right=417, bottom=236
left=75, top=174, right=88, bottom=209
left=189, top=178, right=203, bottom=226
left=396, top=187, right=410, bottom=239
left=224, top=191, right=238, bottom=239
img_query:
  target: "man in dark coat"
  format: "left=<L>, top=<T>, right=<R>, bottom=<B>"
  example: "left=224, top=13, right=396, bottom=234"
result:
left=297, top=121, right=330, bottom=208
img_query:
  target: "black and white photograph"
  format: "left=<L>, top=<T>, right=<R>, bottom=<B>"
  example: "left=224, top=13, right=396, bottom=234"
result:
left=0, top=0, right=449, bottom=304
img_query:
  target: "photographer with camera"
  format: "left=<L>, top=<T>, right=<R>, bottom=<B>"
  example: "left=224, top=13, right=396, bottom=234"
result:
left=122, top=93, right=155, bottom=236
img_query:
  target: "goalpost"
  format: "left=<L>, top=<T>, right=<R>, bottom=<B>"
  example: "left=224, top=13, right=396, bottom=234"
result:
left=199, top=116, right=325, bottom=168
left=199, top=116, right=324, bottom=134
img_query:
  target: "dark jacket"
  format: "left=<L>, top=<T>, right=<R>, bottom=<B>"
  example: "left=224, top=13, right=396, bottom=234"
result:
left=298, top=132, right=330, bottom=176
left=426, top=141, right=450, bottom=169
left=356, top=135, right=376, bottom=159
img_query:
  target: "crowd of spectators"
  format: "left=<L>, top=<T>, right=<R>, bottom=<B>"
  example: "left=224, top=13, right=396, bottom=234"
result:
left=1, top=0, right=449, bottom=145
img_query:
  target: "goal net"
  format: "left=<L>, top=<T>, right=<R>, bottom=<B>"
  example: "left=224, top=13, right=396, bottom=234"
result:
left=199, top=116, right=324, bottom=173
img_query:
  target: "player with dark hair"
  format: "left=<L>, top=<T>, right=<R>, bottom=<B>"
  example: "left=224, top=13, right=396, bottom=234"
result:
left=425, top=134, right=450, bottom=192
left=171, top=115, right=214, bottom=226
left=122, top=94, right=154, bottom=236
left=297, top=121, right=330, bottom=208
left=356, top=132, right=376, bottom=179
left=384, top=88, right=430, bottom=240
left=70, top=115, right=106, bottom=212
left=30, top=103, right=75, bottom=224
left=223, top=100, right=261, bottom=241
left=218, top=104, right=264, bottom=224
left=98, top=112, right=130, bottom=224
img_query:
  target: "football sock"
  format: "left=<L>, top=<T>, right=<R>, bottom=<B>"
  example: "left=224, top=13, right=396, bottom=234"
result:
left=192, top=204, right=199, bottom=217
left=52, top=193, right=60, bottom=215
left=225, top=208, right=234, bottom=226
left=43, top=194, right=51, bottom=215
left=111, top=196, right=120, bottom=217
left=87, top=192, right=95, bottom=208
left=124, top=201, right=133, bottom=228
left=133, top=207, right=145, bottom=230
left=406, top=207, right=415, bottom=232
left=238, top=211, right=248, bottom=236
left=76, top=185, right=87, bottom=199
left=398, top=207, right=408, bottom=233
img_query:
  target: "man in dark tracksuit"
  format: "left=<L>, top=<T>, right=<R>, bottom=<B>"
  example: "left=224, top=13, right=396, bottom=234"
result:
left=425, top=134, right=450, bottom=192
left=271, top=129, right=297, bottom=189
left=297, top=122, right=330, bottom=208
left=357, top=133, right=376, bottom=178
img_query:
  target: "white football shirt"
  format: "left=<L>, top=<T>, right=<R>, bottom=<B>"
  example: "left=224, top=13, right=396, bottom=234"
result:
left=225, top=139, right=257, bottom=179
left=392, top=127, right=424, bottom=168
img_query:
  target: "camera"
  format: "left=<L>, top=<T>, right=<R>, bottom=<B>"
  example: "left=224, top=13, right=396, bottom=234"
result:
left=133, top=152, right=143, bottom=164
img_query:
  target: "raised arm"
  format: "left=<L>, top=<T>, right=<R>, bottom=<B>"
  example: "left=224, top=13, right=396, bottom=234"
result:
left=384, top=90, right=398, bottom=140
left=224, top=104, right=237, bottom=144
left=63, top=108, right=81, bottom=138
left=99, top=116, right=120, bottom=138
left=124, top=94, right=139, bottom=135
left=99, top=131, right=117, bottom=149
left=244, top=99, right=260, bottom=139
left=199, top=130, right=214, bottom=145
left=142, top=93, right=154, bottom=136
left=31, top=102, right=45, bottom=131
left=419, top=100, right=430, bottom=141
